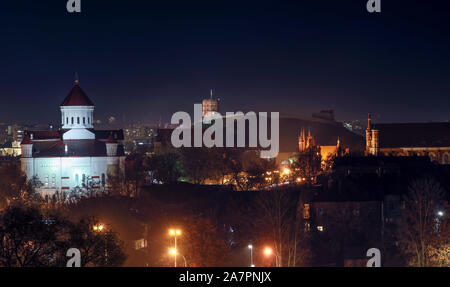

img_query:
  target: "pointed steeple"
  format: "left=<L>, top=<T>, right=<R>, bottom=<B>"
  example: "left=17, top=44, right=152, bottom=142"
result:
left=61, top=76, right=94, bottom=106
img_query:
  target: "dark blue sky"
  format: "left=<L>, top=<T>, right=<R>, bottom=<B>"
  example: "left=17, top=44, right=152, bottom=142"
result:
left=1, top=0, right=449, bottom=125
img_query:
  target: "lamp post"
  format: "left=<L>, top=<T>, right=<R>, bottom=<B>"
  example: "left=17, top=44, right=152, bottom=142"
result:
left=169, top=229, right=181, bottom=267
left=93, top=224, right=107, bottom=265
left=169, top=248, right=187, bottom=267
left=264, top=247, right=278, bottom=267
left=248, top=244, right=254, bottom=267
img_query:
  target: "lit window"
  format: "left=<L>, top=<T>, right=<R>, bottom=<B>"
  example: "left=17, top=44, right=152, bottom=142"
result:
left=304, top=222, right=310, bottom=232
left=303, top=204, right=310, bottom=219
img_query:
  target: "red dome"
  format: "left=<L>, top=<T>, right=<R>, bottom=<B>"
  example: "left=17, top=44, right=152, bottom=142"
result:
left=60, top=81, right=94, bottom=106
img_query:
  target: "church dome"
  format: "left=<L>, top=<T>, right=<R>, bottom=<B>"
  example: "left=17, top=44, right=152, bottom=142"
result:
left=60, top=80, right=94, bottom=106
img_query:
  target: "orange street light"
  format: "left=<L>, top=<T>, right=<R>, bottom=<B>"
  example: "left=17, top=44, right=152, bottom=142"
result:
left=169, top=228, right=182, bottom=267
left=93, top=224, right=105, bottom=232
left=169, top=229, right=181, bottom=236
left=169, top=248, right=187, bottom=267
left=264, top=247, right=273, bottom=256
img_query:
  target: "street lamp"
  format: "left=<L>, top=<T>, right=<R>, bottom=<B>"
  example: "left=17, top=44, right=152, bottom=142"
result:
left=93, top=224, right=107, bottom=265
left=248, top=244, right=254, bottom=267
left=264, top=247, right=280, bottom=267
left=437, top=210, right=444, bottom=217
left=169, top=248, right=187, bottom=267
left=93, top=224, right=104, bottom=231
left=169, top=228, right=182, bottom=267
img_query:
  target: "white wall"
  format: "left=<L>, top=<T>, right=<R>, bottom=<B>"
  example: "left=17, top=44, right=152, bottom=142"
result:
left=23, top=156, right=125, bottom=196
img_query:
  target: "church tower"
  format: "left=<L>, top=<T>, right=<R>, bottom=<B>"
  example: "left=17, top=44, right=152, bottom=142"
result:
left=60, top=77, right=95, bottom=140
left=366, top=113, right=372, bottom=154
left=306, top=128, right=314, bottom=149
left=366, top=113, right=379, bottom=155
left=299, top=128, right=306, bottom=152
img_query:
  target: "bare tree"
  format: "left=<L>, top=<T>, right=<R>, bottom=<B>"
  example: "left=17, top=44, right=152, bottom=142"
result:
left=254, top=190, right=311, bottom=266
left=397, top=177, right=447, bottom=266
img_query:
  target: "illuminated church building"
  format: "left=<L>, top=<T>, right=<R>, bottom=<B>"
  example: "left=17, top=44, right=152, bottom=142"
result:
left=365, top=114, right=450, bottom=164
left=20, top=79, right=125, bottom=196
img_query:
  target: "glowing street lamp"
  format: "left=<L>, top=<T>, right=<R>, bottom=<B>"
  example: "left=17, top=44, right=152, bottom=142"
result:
left=248, top=244, right=254, bottom=267
left=437, top=211, right=444, bottom=217
left=93, top=224, right=107, bottom=265
left=264, top=247, right=279, bottom=267
left=169, top=248, right=187, bottom=267
left=282, top=168, right=291, bottom=176
left=169, top=228, right=182, bottom=267
left=93, top=224, right=105, bottom=232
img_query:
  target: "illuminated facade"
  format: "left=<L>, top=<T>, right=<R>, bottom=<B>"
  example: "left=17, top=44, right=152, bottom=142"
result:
left=365, top=114, right=450, bottom=164
left=298, top=127, right=344, bottom=161
left=20, top=79, right=126, bottom=196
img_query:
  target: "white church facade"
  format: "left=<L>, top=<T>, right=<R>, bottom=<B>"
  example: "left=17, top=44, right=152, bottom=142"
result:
left=20, top=79, right=126, bottom=196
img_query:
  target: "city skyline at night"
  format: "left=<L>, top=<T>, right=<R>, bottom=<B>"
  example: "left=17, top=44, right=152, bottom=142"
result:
left=1, top=0, right=450, bottom=125
left=0, top=0, right=449, bottom=272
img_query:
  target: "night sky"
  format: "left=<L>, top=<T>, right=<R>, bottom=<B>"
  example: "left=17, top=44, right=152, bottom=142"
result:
left=1, top=0, right=449, bottom=125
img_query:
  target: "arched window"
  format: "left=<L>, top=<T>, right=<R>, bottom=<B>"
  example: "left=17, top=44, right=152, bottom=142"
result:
left=71, top=117, right=74, bottom=124
left=88, top=117, right=90, bottom=124
left=83, top=117, right=85, bottom=124
left=66, top=117, right=68, bottom=124
left=77, top=117, right=80, bottom=124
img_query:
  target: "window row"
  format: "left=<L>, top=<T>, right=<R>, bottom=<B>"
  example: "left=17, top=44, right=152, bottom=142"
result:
left=63, top=116, right=92, bottom=125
